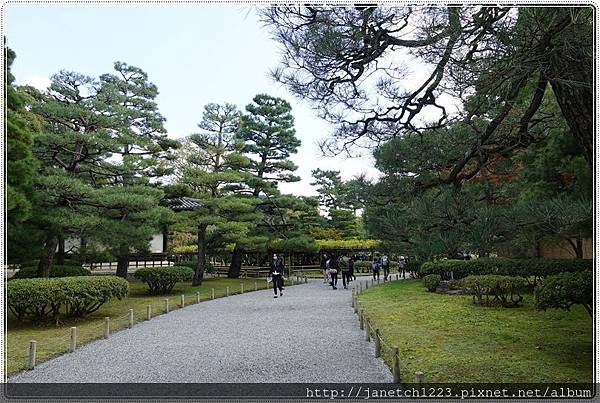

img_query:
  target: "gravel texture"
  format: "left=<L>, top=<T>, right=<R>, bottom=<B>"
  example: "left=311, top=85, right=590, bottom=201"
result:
left=9, top=278, right=393, bottom=383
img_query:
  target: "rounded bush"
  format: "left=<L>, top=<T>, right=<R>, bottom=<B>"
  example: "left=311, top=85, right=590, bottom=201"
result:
left=535, top=271, right=592, bottom=317
left=134, top=266, right=194, bottom=295
left=13, top=265, right=91, bottom=279
left=422, top=274, right=442, bottom=292
left=178, top=260, right=214, bottom=274
left=460, top=275, right=528, bottom=308
left=7, top=276, right=129, bottom=323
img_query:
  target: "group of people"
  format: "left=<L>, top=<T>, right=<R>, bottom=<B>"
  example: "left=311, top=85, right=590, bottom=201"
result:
left=320, top=253, right=356, bottom=290
left=267, top=252, right=411, bottom=298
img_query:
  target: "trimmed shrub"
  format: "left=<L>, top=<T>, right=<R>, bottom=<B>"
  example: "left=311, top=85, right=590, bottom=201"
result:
left=420, top=258, right=592, bottom=282
left=460, top=275, right=528, bottom=307
left=178, top=260, right=215, bottom=274
left=7, top=276, right=129, bottom=322
left=13, top=265, right=90, bottom=279
left=422, top=274, right=442, bottom=292
left=134, top=266, right=194, bottom=295
left=7, top=278, right=65, bottom=322
left=63, top=276, right=129, bottom=317
left=406, top=260, right=422, bottom=278
left=535, top=271, right=593, bottom=317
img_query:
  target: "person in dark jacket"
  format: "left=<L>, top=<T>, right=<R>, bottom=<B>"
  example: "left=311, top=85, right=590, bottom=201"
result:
left=349, top=256, right=356, bottom=281
left=269, top=254, right=284, bottom=298
left=340, top=255, right=352, bottom=289
left=328, top=253, right=339, bottom=290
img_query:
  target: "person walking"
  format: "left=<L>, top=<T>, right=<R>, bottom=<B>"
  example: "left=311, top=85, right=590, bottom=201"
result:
left=320, top=253, right=329, bottom=284
left=399, top=256, right=406, bottom=278
left=269, top=253, right=284, bottom=298
left=340, top=254, right=352, bottom=289
left=372, top=254, right=381, bottom=281
left=328, top=253, right=339, bottom=290
left=349, top=256, right=356, bottom=281
left=381, top=255, right=390, bottom=281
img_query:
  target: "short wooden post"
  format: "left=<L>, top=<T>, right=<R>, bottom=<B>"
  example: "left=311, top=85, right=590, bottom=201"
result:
left=241, top=283, right=244, bottom=294
left=254, top=281, right=258, bottom=291
left=353, top=296, right=358, bottom=314
left=226, top=286, right=229, bottom=297
left=104, top=317, right=110, bottom=339
left=180, top=294, right=185, bottom=307
left=351, top=292, right=355, bottom=308
left=28, top=341, right=37, bottom=370
left=396, top=273, right=399, bottom=280
left=69, top=327, right=77, bottom=352
left=211, top=288, right=215, bottom=299
left=392, top=346, right=401, bottom=383
left=359, top=310, right=364, bottom=330
left=196, top=291, right=200, bottom=303
left=128, top=309, right=134, bottom=329
left=365, top=281, right=369, bottom=290
left=365, top=318, right=371, bottom=342
left=371, top=279, right=374, bottom=287
left=359, top=282, right=362, bottom=293
left=304, top=276, right=308, bottom=283
left=146, top=305, right=152, bottom=320
left=374, top=329, right=381, bottom=357
left=414, top=371, right=424, bottom=384
left=165, top=298, right=170, bottom=313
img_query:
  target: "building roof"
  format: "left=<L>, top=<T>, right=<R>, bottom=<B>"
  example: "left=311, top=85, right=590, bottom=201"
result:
left=169, top=196, right=203, bottom=211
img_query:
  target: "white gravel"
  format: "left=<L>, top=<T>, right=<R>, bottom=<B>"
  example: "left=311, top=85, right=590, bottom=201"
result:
left=9, top=278, right=393, bottom=383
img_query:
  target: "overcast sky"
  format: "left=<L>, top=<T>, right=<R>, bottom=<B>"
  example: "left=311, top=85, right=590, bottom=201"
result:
left=5, top=4, right=382, bottom=196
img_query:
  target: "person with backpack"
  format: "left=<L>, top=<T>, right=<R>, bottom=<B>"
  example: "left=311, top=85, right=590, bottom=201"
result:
left=349, top=256, right=356, bottom=281
left=269, top=253, right=284, bottom=298
left=381, top=255, right=390, bottom=281
left=372, top=254, right=382, bottom=281
left=328, top=253, right=339, bottom=289
left=339, top=254, right=352, bottom=289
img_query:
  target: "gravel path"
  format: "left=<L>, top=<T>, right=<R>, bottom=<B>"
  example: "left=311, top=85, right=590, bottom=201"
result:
left=9, top=278, right=393, bottom=383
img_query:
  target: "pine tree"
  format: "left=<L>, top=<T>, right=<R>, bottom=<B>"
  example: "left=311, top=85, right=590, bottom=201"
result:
left=174, top=103, right=258, bottom=285
left=30, top=62, right=177, bottom=277
left=228, top=94, right=303, bottom=277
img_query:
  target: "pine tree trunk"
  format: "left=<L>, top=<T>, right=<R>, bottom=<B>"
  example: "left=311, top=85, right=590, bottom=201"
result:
left=56, top=236, right=65, bottom=265
left=575, top=237, right=583, bottom=259
left=80, top=237, right=87, bottom=264
left=193, top=224, right=208, bottom=286
left=37, top=236, right=58, bottom=277
left=228, top=244, right=244, bottom=278
left=116, top=244, right=130, bottom=278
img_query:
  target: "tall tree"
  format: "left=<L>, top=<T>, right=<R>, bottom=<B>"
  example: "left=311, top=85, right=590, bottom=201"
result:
left=174, top=103, right=258, bottom=285
left=30, top=62, right=176, bottom=277
left=228, top=94, right=302, bottom=277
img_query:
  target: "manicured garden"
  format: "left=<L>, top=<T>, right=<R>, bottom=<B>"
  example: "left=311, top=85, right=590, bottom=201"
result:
left=6, top=276, right=287, bottom=376
left=358, top=279, right=592, bottom=383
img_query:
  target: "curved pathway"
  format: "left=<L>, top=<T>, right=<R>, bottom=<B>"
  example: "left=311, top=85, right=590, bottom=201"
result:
left=9, top=278, right=393, bottom=383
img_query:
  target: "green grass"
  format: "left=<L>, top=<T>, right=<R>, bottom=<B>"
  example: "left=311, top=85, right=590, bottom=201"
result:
left=358, top=279, right=593, bottom=383
left=6, top=277, right=297, bottom=376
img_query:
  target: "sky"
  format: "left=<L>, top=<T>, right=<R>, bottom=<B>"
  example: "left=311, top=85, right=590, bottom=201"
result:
left=4, top=4, right=382, bottom=196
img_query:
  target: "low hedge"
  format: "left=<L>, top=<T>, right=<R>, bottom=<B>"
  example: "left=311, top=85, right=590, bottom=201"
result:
left=134, top=266, right=194, bottom=295
left=422, top=274, right=442, bottom=292
left=7, top=276, right=129, bottom=323
left=353, top=260, right=399, bottom=272
left=13, top=265, right=91, bottom=279
left=63, top=276, right=129, bottom=317
left=535, top=271, right=593, bottom=317
left=420, top=258, right=592, bottom=282
left=460, top=275, right=528, bottom=307
left=178, top=260, right=215, bottom=274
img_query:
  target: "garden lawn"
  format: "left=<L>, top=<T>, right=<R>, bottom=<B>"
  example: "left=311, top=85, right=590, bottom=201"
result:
left=6, top=277, right=292, bottom=376
left=358, top=279, right=593, bottom=383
